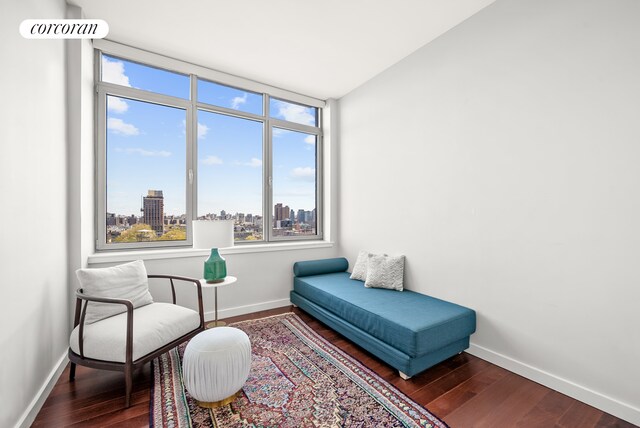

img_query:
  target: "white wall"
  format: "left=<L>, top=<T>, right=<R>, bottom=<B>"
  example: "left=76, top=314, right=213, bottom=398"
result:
left=0, top=0, right=70, bottom=427
left=338, top=0, right=640, bottom=424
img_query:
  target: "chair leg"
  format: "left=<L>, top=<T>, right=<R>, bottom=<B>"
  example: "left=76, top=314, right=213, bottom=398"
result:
left=125, top=366, right=133, bottom=408
left=69, top=362, right=76, bottom=381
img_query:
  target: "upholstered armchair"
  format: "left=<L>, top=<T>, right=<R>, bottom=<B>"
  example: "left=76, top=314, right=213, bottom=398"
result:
left=68, top=260, right=205, bottom=407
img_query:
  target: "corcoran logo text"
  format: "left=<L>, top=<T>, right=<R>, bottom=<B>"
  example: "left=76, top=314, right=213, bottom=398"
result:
left=20, top=19, right=109, bottom=39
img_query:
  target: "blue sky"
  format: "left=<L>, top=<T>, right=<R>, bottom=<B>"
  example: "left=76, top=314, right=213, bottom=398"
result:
left=104, top=55, right=317, bottom=217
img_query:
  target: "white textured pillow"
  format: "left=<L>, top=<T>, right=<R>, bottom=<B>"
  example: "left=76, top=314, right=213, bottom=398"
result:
left=364, top=254, right=405, bottom=291
left=76, top=260, right=154, bottom=324
left=349, top=250, right=371, bottom=281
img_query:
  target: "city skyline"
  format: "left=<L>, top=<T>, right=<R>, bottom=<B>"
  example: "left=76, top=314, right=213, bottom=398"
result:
left=106, top=202, right=317, bottom=223
left=107, top=198, right=317, bottom=243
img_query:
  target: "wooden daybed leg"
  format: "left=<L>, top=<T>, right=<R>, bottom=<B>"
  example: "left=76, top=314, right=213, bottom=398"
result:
left=399, top=371, right=411, bottom=380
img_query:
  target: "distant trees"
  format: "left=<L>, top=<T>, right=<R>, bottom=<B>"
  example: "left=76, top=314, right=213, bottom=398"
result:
left=114, top=224, right=156, bottom=242
left=114, top=223, right=186, bottom=242
left=158, top=227, right=187, bottom=241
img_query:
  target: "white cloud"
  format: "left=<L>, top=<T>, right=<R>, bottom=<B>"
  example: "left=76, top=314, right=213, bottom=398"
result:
left=290, top=167, right=316, bottom=181
left=198, top=122, right=209, bottom=139
left=272, top=128, right=286, bottom=138
left=304, top=135, right=315, bottom=145
left=116, top=148, right=171, bottom=157
left=181, top=120, right=210, bottom=139
left=201, top=155, right=223, bottom=165
left=236, top=157, right=262, bottom=167
left=107, top=118, right=139, bottom=136
left=231, top=93, right=248, bottom=109
left=108, top=96, right=129, bottom=114
left=101, top=56, right=131, bottom=87
left=274, top=101, right=315, bottom=126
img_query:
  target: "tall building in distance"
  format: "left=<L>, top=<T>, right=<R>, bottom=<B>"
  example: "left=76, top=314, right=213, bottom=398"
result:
left=143, top=190, right=164, bottom=236
left=274, top=203, right=282, bottom=221
left=106, top=212, right=116, bottom=226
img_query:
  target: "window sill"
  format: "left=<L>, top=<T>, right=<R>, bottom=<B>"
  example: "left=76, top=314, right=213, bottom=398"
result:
left=87, top=240, right=334, bottom=265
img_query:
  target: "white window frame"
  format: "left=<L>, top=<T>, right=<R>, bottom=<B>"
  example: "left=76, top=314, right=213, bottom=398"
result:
left=94, top=40, right=324, bottom=250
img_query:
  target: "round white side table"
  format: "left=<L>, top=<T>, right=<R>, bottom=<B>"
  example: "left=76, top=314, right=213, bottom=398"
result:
left=199, top=276, right=237, bottom=328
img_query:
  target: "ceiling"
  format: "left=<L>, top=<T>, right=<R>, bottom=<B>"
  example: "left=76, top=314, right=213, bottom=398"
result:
left=68, top=0, right=495, bottom=100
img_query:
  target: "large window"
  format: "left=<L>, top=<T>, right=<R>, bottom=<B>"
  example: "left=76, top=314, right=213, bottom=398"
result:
left=96, top=45, right=323, bottom=249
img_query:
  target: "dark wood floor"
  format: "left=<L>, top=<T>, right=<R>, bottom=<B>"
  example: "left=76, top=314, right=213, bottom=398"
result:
left=33, top=306, right=635, bottom=427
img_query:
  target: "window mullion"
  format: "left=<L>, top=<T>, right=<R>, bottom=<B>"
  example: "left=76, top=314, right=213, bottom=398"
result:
left=268, top=118, right=321, bottom=136
left=187, top=74, right=198, bottom=243
left=264, top=94, right=272, bottom=243
left=196, top=102, right=265, bottom=123
left=98, top=81, right=190, bottom=110
left=316, top=130, right=324, bottom=240
left=96, top=88, right=108, bottom=250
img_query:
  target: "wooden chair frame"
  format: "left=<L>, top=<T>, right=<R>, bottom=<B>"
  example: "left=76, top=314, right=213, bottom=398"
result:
left=68, top=275, right=205, bottom=407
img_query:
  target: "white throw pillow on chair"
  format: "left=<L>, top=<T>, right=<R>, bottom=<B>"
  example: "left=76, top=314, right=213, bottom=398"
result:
left=76, top=260, right=154, bottom=324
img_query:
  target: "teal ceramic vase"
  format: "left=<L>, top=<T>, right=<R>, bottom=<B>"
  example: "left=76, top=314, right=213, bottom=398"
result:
left=204, top=248, right=226, bottom=283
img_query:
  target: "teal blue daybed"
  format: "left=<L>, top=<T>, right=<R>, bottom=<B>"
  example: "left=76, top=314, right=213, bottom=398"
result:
left=290, top=257, right=476, bottom=379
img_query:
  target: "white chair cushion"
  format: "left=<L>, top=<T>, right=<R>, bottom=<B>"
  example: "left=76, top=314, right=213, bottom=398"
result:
left=69, top=302, right=200, bottom=363
left=75, top=260, right=154, bottom=324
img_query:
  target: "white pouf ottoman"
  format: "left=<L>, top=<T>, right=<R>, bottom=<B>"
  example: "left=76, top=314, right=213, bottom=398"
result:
left=182, top=327, right=251, bottom=407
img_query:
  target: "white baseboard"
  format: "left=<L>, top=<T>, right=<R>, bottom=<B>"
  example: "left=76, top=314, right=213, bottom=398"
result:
left=205, top=298, right=291, bottom=322
left=467, top=343, right=640, bottom=426
left=15, top=351, right=68, bottom=428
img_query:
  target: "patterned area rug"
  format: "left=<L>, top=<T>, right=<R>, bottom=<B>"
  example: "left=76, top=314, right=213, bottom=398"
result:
left=151, top=313, right=447, bottom=427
